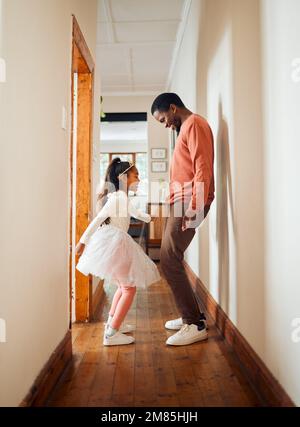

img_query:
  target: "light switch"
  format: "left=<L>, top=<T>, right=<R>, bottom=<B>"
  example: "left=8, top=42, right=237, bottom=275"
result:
left=0, top=58, right=6, bottom=83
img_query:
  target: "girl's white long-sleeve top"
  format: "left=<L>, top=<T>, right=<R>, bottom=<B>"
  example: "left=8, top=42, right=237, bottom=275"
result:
left=79, top=190, right=151, bottom=245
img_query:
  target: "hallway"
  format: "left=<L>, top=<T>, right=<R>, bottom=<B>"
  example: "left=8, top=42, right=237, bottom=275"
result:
left=1, top=0, right=300, bottom=409
left=47, top=265, right=261, bottom=407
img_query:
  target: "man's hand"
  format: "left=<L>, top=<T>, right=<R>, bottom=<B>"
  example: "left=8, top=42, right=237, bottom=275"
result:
left=181, top=208, right=204, bottom=231
left=75, top=242, right=85, bottom=256
left=182, top=214, right=196, bottom=231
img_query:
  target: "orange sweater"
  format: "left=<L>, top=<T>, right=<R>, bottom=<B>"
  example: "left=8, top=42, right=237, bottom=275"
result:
left=167, top=113, right=215, bottom=212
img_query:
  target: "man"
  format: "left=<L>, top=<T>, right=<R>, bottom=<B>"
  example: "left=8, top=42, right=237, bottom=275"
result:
left=151, top=93, right=215, bottom=346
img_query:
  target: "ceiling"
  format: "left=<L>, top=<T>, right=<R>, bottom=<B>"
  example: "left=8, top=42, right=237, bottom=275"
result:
left=101, top=121, right=147, bottom=141
left=97, top=0, right=191, bottom=95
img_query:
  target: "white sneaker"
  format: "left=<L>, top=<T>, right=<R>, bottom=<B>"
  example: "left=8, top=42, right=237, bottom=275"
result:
left=166, top=324, right=208, bottom=346
left=165, top=317, right=208, bottom=330
left=103, top=330, right=135, bottom=346
left=104, top=322, right=135, bottom=334
left=165, top=317, right=184, bottom=330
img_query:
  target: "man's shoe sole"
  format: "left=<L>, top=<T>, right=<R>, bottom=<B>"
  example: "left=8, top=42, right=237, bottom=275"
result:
left=166, top=331, right=208, bottom=346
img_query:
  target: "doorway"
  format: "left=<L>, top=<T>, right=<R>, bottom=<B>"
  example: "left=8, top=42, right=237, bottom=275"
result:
left=69, top=16, right=95, bottom=325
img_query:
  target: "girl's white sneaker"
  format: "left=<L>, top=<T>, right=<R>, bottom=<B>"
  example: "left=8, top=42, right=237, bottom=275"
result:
left=104, top=322, right=135, bottom=334
left=103, top=330, right=135, bottom=346
left=165, top=317, right=184, bottom=330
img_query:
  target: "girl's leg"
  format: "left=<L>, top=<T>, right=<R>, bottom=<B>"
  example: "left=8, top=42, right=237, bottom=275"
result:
left=110, top=285, right=136, bottom=330
left=108, top=286, right=122, bottom=317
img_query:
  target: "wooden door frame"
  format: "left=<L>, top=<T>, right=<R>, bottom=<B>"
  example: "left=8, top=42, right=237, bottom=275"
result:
left=69, top=15, right=95, bottom=325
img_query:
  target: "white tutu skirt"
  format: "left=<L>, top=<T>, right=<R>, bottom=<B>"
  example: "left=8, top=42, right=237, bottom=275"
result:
left=76, top=224, right=161, bottom=289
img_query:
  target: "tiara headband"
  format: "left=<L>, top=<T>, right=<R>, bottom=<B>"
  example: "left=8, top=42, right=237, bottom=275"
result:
left=118, top=162, right=134, bottom=177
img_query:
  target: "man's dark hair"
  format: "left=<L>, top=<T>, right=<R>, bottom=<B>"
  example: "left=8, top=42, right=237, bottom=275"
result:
left=151, top=93, right=185, bottom=115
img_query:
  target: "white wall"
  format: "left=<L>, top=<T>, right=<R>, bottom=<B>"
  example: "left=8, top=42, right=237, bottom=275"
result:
left=0, top=0, right=98, bottom=406
left=100, top=141, right=147, bottom=153
left=170, top=0, right=204, bottom=279
left=260, top=0, right=300, bottom=404
left=170, top=0, right=300, bottom=405
left=102, top=95, right=170, bottom=200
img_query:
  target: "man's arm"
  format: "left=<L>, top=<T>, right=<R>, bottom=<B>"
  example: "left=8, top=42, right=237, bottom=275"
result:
left=185, top=120, right=214, bottom=217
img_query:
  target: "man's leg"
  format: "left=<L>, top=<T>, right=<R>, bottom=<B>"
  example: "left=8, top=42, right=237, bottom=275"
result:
left=160, top=202, right=203, bottom=325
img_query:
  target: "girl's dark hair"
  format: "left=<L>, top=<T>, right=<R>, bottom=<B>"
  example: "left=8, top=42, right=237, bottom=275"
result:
left=97, top=157, right=134, bottom=224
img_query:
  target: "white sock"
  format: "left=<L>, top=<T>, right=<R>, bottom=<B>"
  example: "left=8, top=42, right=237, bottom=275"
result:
left=107, top=315, right=113, bottom=324
left=106, top=325, right=117, bottom=337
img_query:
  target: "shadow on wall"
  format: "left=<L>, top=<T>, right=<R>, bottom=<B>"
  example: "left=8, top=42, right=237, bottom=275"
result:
left=196, top=0, right=265, bottom=348
left=215, top=99, right=235, bottom=315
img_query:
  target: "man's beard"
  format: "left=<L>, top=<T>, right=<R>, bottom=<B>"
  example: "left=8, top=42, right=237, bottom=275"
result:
left=174, top=118, right=181, bottom=135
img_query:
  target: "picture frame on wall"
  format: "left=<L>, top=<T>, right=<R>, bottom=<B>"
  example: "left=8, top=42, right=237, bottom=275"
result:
left=151, top=148, right=167, bottom=159
left=151, top=161, right=167, bottom=173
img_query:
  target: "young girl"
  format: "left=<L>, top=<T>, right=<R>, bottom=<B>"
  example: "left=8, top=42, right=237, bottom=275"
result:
left=75, top=157, right=161, bottom=346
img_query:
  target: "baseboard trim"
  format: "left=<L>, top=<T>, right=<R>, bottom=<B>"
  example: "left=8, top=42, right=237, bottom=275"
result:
left=19, top=330, right=72, bottom=407
left=184, top=260, right=295, bottom=407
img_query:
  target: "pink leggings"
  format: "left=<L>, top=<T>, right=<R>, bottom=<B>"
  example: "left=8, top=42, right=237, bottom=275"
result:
left=108, top=285, right=136, bottom=329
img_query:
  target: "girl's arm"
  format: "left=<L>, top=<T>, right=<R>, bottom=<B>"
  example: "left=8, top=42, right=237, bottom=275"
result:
left=128, top=198, right=151, bottom=223
left=78, top=192, right=118, bottom=245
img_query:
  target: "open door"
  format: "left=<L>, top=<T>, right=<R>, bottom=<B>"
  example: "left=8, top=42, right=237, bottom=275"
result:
left=69, top=16, right=95, bottom=325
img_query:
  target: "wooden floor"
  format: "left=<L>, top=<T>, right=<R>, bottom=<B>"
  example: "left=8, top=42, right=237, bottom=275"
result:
left=47, top=264, right=262, bottom=407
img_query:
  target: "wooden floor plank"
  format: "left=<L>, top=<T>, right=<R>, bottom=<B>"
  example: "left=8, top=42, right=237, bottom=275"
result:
left=134, top=290, right=157, bottom=407
left=87, top=345, right=119, bottom=407
left=47, top=264, right=262, bottom=407
left=160, top=291, right=206, bottom=407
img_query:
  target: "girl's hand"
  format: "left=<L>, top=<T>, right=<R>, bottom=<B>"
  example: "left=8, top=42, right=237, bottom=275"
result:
left=75, top=242, right=85, bottom=256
